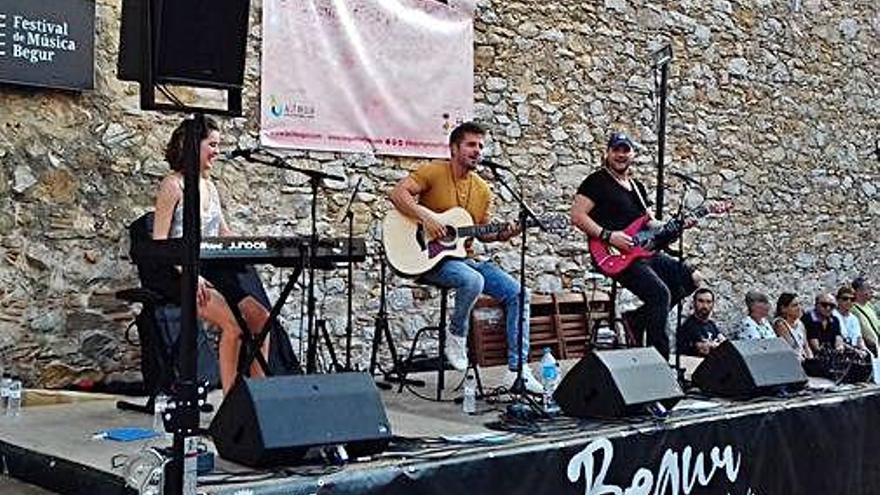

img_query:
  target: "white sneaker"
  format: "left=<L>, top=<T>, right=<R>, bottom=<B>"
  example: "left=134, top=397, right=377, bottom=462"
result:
left=444, top=334, right=468, bottom=371
left=504, top=365, right=543, bottom=394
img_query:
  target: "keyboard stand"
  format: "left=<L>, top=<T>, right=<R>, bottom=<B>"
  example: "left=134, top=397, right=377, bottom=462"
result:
left=239, top=260, right=304, bottom=376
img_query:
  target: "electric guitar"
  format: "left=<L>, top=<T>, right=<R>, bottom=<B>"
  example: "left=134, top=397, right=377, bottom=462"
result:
left=589, top=202, right=733, bottom=277
left=382, top=207, right=568, bottom=277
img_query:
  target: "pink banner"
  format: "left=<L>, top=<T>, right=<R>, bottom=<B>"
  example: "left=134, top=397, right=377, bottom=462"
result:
left=260, top=0, right=475, bottom=158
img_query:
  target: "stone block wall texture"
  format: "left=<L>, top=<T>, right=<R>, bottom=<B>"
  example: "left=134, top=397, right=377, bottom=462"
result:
left=0, top=0, right=877, bottom=385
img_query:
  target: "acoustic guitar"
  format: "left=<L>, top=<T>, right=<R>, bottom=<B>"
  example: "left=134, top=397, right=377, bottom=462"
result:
left=383, top=207, right=568, bottom=277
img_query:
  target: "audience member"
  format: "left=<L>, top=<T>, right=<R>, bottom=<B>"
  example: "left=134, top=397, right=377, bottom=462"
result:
left=732, top=290, right=775, bottom=340
left=852, top=276, right=880, bottom=357
left=677, top=288, right=725, bottom=357
left=772, top=293, right=812, bottom=361
left=834, top=286, right=870, bottom=356
left=802, top=293, right=844, bottom=353
left=802, top=292, right=871, bottom=381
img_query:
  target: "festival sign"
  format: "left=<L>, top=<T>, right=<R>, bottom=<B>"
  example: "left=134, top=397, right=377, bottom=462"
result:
left=0, top=0, right=95, bottom=90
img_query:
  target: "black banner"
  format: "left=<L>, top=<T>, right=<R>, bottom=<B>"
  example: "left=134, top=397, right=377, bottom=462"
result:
left=0, top=0, right=95, bottom=90
left=250, top=388, right=880, bottom=495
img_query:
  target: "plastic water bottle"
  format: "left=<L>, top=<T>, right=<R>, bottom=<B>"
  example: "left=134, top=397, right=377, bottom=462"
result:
left=0, top=374, right=10, bottom=414
left=153, top=393, right=169, bottom=433
left=462, top=373, right=476, bottom=414
left=540, top=348, right=560, bottom=416
left=6, top=378, right=22, bottom=417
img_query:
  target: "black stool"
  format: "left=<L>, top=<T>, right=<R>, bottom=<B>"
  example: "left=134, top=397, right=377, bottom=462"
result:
left=400, top=286, right=451, bottom=400
left=589, top=276, right=639, bottom=349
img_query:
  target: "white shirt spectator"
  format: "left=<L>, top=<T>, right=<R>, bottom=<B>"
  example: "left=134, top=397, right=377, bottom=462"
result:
left=834, top=310, right=862, bottom=347
left=734, top=316, right=776, bottom=340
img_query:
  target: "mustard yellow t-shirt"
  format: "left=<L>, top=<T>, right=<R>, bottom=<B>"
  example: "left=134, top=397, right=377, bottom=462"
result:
left=409, top=160, right=493, bottom=224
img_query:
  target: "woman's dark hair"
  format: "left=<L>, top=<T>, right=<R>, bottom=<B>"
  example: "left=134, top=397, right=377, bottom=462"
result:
left=164, top=116, right=220, bottom=171
left=775, top=292, right=798, bottom=317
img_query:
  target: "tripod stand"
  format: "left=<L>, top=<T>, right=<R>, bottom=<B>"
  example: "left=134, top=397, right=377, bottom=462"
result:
left=368, top=245, right=423, bottom=389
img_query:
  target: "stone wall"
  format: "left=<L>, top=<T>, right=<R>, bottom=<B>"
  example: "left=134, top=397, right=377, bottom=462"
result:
left=0, top=0, right=877, bottom=386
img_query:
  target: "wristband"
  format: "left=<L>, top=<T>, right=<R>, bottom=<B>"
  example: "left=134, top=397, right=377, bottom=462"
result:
left=601, top=229, right=613, bottom=242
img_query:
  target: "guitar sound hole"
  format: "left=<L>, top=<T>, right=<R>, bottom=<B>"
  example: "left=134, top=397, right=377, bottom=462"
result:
left=415, top=225, right=426, bottom=250
left=441, top=226, right=456, bottom=243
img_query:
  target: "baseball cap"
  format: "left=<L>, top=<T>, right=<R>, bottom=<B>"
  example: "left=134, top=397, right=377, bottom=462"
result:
left=607, top=132, right=634, bottom=150
left=852, top=275, right=870, bottom=291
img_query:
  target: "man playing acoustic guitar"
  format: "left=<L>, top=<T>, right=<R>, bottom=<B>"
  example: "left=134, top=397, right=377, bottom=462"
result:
left=389, top=121, right=542, bottom=393
left=570, top=132, right=703, bottom=359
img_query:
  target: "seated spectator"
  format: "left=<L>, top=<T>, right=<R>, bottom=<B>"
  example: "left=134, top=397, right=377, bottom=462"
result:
left=802, top=292, right=871, bottom=381
left=772, top=293, right=812, bottom=361
left=852, top=276, right=880, bottom=356
left=802, top=293, right=844, bottom=353
left=732, top=290, right=775, bottom=340
left=677, top=288, right=725, bottom=357
left=834, top=286, right=871, bottom=357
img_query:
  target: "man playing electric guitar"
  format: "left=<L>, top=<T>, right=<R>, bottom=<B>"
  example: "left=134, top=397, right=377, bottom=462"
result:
left=389, top=121, right=542, bottom=393
left=570, top=132, right=703, bottom=359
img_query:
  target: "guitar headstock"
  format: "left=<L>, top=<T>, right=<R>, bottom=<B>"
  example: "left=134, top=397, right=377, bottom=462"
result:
left=706, top=200, right=734, bottom=215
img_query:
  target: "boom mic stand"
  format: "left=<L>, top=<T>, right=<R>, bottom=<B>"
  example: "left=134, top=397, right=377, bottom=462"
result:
left=341, top=177, right=363, bottom=371
left=670, top=179, right=705, bottom=386
left=230, top=150, right=344, bottom=373
left=484, top=163, right=547, bottom=418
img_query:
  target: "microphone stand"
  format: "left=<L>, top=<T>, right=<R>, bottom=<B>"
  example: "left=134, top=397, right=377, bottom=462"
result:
left=672, top=184, right=690, bottom=385
left=485, top=164, right=546, bottom=418
left=341, top=177, right=363, bottom=371
left=670, top=179, right=705, bottom=387
left=234, top=152, right=345, bottom=374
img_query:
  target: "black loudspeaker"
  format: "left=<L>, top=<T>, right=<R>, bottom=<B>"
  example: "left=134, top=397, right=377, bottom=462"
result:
left=209, top=373, right=392, bottom=467
left=692, top=338, right=808, bottom=397
left=117, top=0, right=250, bottom=88
left=553, top=347, right=684, bottom=418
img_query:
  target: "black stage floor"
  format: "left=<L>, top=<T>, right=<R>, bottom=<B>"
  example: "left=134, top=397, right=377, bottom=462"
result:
left=2, top=361, right=879, bottom=495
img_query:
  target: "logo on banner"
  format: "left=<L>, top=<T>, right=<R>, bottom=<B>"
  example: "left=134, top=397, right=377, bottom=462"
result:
left=266, top=95, right=316, bottom=119
left=566, top=437, right=758, bottom=495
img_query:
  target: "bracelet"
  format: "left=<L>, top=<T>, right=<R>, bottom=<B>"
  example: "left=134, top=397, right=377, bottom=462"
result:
left=600, top=229, right=613, bottom=242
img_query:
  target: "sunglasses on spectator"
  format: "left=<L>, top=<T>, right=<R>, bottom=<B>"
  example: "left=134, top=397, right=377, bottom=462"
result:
left=819, top=302, right=836, bottom=308
left=838, top=296, right=854, bottom=302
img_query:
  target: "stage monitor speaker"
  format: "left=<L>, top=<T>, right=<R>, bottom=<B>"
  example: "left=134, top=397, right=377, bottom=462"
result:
left=553, top=347, right=683, bottom=418
left=692, top=338, right=808, bottom=398
left=117, top=0, right=250, bottom=88
left=209, top=372, right=392, bottom=467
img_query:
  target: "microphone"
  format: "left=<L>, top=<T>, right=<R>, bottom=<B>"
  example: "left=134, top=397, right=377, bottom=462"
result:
left=222, top=146, right=261, bottom=160
left=668, top=171, right=701, bottom=186
left=479, top=158, right=512, bottom=171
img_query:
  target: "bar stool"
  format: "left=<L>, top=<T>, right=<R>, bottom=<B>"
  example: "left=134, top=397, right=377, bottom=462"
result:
left=588, top=275, right=639, bottom=349
left=400, top=286, right=450, bottom=400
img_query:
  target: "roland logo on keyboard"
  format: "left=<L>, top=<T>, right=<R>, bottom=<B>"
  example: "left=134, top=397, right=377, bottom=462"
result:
left=201, top=240, right=268, bottom=251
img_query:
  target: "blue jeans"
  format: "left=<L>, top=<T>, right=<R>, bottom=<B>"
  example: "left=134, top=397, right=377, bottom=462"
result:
left=420, top=259, right=530, bottom=370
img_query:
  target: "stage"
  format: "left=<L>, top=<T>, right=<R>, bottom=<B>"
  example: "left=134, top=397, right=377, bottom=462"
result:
left=2, top=362, right=880, bottom=495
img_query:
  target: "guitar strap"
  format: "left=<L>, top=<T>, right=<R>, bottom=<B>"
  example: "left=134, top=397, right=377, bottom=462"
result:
left=629, top=178, right=650, bottom=213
